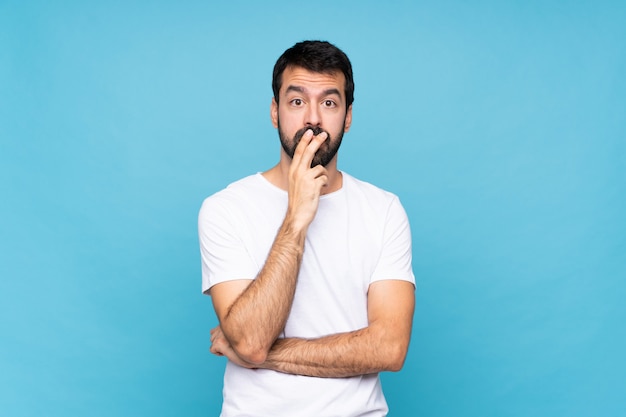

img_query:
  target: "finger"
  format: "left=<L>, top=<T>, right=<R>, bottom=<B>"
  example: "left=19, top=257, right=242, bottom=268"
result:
left=304, top=132, right=328, bottom=159
left=310, top=164, right=328, bottom=177
left=299, top=131, right=328, bottom=168
left=314, top=174, right=329, bottom=189
left=309, top=165, right=329, bottom=183
left=291, top=129, right=315, bottom=167
left=210, top=346, right=224, bottom=356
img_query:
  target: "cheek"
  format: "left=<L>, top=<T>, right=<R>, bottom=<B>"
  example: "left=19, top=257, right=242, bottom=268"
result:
left=329, top=114, right=347, bottom=134
left=278, top=111, right=301, bottom=130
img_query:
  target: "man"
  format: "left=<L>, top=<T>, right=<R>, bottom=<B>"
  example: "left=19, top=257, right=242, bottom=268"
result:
left=198, top=40, right=415, bottom=416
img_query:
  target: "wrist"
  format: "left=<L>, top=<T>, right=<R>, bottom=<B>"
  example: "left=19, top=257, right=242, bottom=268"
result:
left=282, top=212, right=310, bottom=240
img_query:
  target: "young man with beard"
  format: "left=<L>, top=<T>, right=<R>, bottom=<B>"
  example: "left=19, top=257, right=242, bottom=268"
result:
left=198, top=40, right=415, bottom=416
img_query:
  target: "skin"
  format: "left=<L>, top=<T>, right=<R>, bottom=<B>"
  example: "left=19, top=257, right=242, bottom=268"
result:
left=208, top=66, right=415, bottom=376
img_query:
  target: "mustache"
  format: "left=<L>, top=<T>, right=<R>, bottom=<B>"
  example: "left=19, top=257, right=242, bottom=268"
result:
left=293, top=126, right=329, bottom=143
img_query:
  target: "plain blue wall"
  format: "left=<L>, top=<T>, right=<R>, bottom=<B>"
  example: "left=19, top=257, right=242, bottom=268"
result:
left=1, top=1, right=624, bottom=416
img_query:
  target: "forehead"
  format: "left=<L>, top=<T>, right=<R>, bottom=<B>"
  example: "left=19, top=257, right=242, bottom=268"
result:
left=280, top=66, right=346, bottom=96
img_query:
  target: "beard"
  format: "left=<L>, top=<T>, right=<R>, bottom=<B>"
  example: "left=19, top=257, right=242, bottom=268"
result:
left=278, top=119, right=345, bottom=168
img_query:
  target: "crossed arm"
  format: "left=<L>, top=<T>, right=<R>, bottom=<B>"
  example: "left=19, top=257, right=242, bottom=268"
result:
left=210, top=278, right=414, bottom=378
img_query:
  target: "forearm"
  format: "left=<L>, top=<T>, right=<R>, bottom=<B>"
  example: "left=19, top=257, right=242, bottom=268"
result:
left=210, top=131, right=330, bottom=364
left=220, top=217, right=306, bottom=363
left=259, top=324, right=409, bottom=378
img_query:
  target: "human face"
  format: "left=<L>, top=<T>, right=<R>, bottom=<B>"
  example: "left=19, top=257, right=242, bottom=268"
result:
left=271, top=66, right=352, bottom=168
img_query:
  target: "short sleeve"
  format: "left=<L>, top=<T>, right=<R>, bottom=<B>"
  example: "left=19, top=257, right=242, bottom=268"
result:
left=370, top=196, right=415, bottom=286
left=198, top=196, right=259, bottom=295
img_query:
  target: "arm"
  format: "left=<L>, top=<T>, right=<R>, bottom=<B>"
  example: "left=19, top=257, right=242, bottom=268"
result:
left=211, top=279, right=415, bottom=377
left=210, top=130, right=329, bottom=365
left=262, top=279, right=415, bottom=377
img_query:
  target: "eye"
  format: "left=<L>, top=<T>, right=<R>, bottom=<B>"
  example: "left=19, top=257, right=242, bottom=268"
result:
left=290, top=98, right=303, bottom=107
left=323, top=100, right=337, bottom=108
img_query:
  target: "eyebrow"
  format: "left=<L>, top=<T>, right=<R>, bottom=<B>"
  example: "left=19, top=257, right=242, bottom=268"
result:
left=285, top=85, right=342, bottom=97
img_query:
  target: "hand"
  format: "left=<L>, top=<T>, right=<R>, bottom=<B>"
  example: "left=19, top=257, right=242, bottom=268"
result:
left=286, top=129, right=329, bottom=230
left=210, top=325, right=256, bottom=369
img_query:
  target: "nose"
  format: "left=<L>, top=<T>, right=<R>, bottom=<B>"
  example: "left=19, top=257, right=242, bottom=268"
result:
left=305, top=104, right=321, bottom=127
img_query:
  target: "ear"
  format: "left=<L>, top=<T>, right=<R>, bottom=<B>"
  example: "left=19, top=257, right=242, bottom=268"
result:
left=270, top=98, right=279, bottom=128
left=343, top=104, right=353, bottom=132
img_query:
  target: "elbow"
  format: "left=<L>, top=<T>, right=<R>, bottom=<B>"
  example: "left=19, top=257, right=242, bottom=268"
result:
left=385, top=343, right=409, bottom=372
left=220, top=324, right=271, bottom=365
left=232, top=341, right=270, bottom=366
left=387, top=355, right=406, bottom=372
left=238, top=350, right=268, bottom=366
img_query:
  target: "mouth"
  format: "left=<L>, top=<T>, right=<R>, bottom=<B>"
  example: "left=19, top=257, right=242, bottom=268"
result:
left=291, top=126, right=332, bottom=167
left=309, top=126, right=324, bottom=136
left=294, top=126, right=329, bottom=147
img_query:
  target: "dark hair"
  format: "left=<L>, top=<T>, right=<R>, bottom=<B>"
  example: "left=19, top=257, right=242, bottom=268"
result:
left=272, top=40, right=354, bottom=107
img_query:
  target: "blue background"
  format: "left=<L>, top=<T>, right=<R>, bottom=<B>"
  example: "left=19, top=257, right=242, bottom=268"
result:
left=1, top=1, right=625, bottom=416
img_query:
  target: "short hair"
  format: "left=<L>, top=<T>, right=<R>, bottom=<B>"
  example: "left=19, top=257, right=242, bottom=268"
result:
left=272, top=40, right=354, bottom=107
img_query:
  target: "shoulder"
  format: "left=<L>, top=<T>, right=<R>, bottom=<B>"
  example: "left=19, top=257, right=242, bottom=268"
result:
left=198, top=174, right=263, bottom=225
left=200, top=174, right=263, bottom=210
left=342, top=172, right=401, bottom=207
left=341, top=172, right=411, bottom=231
left=205, top=173, right=264, bottom=200
left=199, top=173, right=287, bottom=230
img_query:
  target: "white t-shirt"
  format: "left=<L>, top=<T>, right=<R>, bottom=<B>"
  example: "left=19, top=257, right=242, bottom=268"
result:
left=199, top=172, right=415, bottom=417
